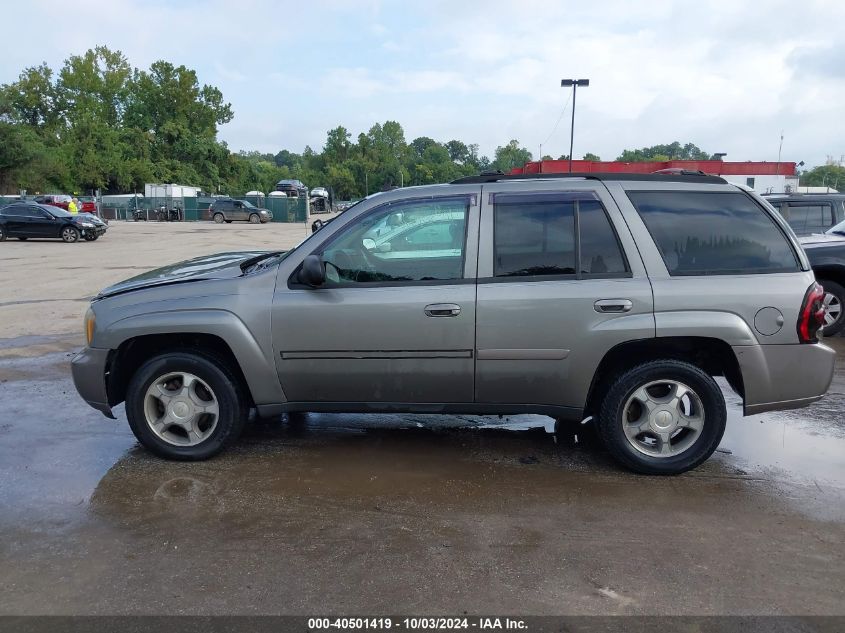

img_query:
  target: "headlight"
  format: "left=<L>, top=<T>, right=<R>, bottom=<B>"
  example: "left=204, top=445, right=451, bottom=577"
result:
left=80, top=222, right=94, bottom=228
left=84, top=308, right=95, bottom=345
left=260, top=210, right=268, bottom=214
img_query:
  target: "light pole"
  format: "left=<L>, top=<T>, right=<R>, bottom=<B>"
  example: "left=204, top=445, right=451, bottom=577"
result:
left=561, top=78, right=589, bottom=173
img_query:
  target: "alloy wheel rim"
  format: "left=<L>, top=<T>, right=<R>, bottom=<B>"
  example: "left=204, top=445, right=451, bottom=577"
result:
left=823, top=292, right=842, bottom=328
left=622, top=379, right=705, bottom=458
left=143, top=372, right=219, bottom=446
left=62, top=228, right=76, bottom=241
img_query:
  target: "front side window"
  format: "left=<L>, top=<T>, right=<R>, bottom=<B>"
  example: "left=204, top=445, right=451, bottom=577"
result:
left=320, top=197, right=469, bottom=285
left=493, top=193, right=628, bottom=279
left=628, top=191, right=799, bottom=275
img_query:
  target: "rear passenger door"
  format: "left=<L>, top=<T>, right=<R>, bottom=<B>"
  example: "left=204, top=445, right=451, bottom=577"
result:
left=783, top=202, right=833, bottom=235
left=232, top=201, right=247, bottom=221
left=474, top=181, right=655, bottom=413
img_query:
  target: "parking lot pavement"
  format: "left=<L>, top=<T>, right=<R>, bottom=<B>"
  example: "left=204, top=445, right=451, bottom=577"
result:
left=0, top=220, right=844, bottom=615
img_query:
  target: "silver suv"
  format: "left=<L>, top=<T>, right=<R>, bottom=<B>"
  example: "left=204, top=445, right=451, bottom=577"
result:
left=208, top=198, right=272, bottom=224
left=72, top=173, right=835, bottom=474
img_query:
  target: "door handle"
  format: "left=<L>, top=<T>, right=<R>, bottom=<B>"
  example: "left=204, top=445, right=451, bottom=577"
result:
left=594, top=299, right=633, bottom=313
left=425, top=303, right=461, bottom=317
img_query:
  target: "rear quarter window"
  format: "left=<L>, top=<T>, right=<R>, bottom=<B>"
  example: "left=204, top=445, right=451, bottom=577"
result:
left=628, top=191, right=800, bottom=275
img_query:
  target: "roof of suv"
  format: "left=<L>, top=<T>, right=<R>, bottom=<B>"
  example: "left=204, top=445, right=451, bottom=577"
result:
left=450, top=172, right=727, bottom=185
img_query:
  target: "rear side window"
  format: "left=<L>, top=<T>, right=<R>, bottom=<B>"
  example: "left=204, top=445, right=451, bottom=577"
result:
left=493, top=193, right=628, bottom=278
left=785, top=203, right=833, bottom=235
left=628, top=191, right=799, bottom=275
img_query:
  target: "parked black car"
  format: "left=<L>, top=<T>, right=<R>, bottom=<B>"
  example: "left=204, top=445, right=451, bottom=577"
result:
left=0, top=203, right=100, bottom=243
left=765, top=193, right=845, bottom=236
left=799, top=219, right=845, bottom=336
left=274, top=179, right=308, bottom=197
left=76, top=212, right=108, bottom=241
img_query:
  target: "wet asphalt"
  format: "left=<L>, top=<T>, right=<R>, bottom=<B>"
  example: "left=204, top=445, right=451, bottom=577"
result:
left=0, top=335, right=843, bottom=615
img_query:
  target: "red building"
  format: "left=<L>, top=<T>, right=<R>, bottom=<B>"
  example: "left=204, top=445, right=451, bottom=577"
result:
left=510, top=159, right=799, bottom=193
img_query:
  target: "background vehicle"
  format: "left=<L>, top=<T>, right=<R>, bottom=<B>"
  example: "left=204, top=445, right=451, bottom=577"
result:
left=32, top=194, right=96, bottom=213
left=208, top=198, right=272, bottom=224
left=765, top=193, right=845, bottom=236
left=0, top=203, right=97, bottom=242
left=799, top=220, right=845, bottom=336
left=275, top=179, right=308, bottom=197
left=73, top=173, right=834, bottom=474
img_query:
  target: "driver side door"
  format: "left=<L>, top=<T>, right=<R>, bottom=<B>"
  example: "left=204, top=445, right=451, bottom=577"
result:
left=272, top=190, right=481, bottom=405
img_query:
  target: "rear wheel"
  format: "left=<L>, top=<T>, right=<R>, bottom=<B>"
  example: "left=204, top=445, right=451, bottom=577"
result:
left=248, top=213, right=260, bottom=224
left=125, top=351, right=248, bottom=460
left=61, top=226, right=80, bottom=243
left=597, top=360, right=726, bottom=475
left=213, top=213, right=224, bottom=224
left=819, top=280, right=845, bottom=337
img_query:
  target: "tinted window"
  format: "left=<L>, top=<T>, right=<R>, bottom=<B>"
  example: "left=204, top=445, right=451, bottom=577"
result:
left=628, top=191, right=799, bottom=275
left=578, top=200, right=628, bottom=275
left=494, top=201, right=575, bottom=277
left=320, top=197, right=468, bottom=284
left=1, top=206, right=24, bottom=217
left=785, top=204, right=832, bottom=235
left=44, top=206, right=71, bottom=217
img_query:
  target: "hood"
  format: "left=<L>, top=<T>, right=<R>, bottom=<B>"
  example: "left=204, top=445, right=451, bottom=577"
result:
left=799, top=233, right=845, bottom=247
left=95, top=250, right=278, bottom=299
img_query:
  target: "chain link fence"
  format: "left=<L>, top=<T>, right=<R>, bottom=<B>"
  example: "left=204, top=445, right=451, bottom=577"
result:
left=0, top=193, right=310, bottom=223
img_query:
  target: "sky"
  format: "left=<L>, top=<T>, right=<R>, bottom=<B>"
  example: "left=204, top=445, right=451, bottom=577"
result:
left=2, top=0, right=843, bottom=168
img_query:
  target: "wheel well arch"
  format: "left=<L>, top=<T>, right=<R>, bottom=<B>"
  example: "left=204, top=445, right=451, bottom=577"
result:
left=106, top=333, right=253, bottom=408
left=812, top=264, right=845, bottom=288
left=584, top=337, right=743, bottom=417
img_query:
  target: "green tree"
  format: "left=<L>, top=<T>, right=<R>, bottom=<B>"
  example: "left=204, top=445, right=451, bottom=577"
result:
left=800, top=164, right=845, bottom=190
left=493, top=140, right=532, bottom=172
left=616, top=142, right=710, bottom=162
left=583, top=152, right=601, bottom=161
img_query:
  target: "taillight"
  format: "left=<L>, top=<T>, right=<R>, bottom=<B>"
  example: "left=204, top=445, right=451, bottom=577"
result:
left=797, top=282, right=826, bottom=343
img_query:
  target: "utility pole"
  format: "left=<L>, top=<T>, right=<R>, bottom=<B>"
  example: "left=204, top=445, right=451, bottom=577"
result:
left=561, top=79, right=590, bottom=173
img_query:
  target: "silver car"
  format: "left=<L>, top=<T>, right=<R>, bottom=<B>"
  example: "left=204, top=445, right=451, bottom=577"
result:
left=208, top=198, right=272, bottom=224
left=72, top=173, right=835, bottom=474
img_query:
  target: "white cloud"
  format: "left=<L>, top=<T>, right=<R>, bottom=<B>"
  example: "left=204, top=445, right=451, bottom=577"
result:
left=1, top=0, right=843, bottom=166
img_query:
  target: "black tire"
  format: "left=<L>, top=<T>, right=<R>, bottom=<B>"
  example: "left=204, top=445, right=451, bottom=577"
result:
left=61, top=226, right=80, bottom=243
left=819, top=279, right=845, bottom=337
left=125, top=351, right=249, bottom=461
left=17, top=236, right=28, bottom=241
left=596, top=359, right=726, bottom=475
left=225, top=220, right=233, bottom=224
left=213, top=213, right=225, bottom=224
left=0, top=225, right=6, bottom=241
left=84, top=234, right=98, bottom=241
left=248, top=213, right=260, bottom=224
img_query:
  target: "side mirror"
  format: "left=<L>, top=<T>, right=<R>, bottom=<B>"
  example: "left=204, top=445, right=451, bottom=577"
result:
left=300, top=254, right=326, bottom=287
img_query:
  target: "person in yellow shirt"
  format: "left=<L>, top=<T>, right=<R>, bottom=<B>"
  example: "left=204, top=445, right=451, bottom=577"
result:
left=68, top=198, right=79, bottom=214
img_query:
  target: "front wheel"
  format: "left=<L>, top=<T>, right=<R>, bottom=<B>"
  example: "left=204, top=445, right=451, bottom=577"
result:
left=61, top=226, right=80, bottom=243
left=597, top=360, right=726, bottom=475
left=248, top=213, right=260, bottom=224
left=819, top=280, right=845, bottom=337
left=125, top=352, right=248, bottom=460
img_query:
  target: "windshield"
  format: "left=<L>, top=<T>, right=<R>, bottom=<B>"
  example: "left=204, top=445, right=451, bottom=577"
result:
left=45, top=206, right=72, bottom=217
left=826, top=219, right=845, bottom=235
left=242, top=200, right=258, bottom=209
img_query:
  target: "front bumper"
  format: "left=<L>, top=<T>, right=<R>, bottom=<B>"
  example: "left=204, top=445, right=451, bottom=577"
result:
left=734, top=342, right=836, bottom=415
left=71, top=347, right=115, bottom=419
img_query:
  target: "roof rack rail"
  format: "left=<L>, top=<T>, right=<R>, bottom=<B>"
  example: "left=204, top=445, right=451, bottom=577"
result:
left=450, top=171, right=728, bottom=185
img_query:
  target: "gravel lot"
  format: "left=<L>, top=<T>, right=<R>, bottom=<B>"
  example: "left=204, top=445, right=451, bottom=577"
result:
left=0, top=219, right=843, bottom=616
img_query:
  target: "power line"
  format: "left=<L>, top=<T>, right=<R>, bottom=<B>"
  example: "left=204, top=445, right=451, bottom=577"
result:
left=540, top=90, right=573, bottom=155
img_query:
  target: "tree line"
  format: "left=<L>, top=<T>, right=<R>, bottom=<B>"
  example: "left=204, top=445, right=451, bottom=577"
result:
left=1, top=47, right=838, bottom=198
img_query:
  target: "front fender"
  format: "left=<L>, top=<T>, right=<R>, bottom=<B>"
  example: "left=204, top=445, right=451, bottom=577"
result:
left=98, top=309, right=286, bottom=405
